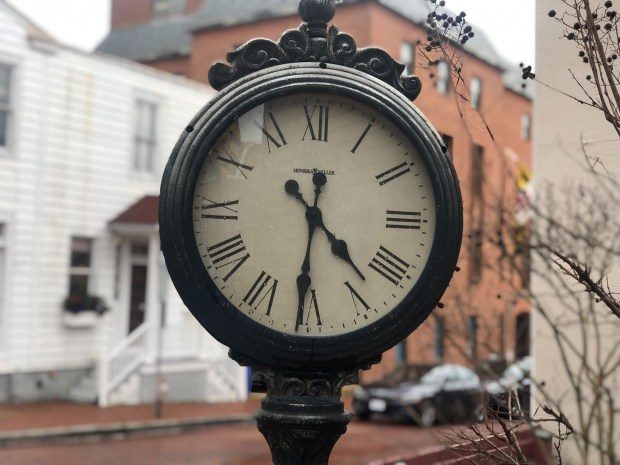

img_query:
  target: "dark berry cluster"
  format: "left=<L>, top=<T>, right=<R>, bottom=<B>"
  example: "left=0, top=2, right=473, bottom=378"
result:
left=425, top=0, right=474, bottom=52
left=547, top=2, right=619, bottom=72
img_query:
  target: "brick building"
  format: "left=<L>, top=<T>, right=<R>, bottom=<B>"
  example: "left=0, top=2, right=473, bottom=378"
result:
left=98, top=0, right=533, bottom=380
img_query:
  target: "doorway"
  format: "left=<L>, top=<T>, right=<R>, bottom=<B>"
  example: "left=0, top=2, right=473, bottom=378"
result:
left=128, top=242, right=149, bottom=334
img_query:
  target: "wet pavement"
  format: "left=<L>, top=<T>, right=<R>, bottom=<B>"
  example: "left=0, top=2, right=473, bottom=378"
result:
left=0, top=420, right=447, bottom=465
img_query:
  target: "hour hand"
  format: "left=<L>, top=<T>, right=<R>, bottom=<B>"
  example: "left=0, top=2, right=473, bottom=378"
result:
left=321, top=226, right=366, bottom=281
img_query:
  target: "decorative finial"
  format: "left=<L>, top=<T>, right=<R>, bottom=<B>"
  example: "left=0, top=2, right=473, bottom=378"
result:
left=299, top=0, right=336, bottom=25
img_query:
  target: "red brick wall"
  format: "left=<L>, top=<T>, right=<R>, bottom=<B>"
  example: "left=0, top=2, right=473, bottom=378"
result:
left=111, top=0, right=152, bottom=30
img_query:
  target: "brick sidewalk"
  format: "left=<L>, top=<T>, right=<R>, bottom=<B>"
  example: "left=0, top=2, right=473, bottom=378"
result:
left=0, top=399, right=262, bottom=433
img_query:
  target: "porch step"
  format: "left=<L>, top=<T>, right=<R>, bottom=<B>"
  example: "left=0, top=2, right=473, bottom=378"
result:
left=68, top=373, right=97, bottom=404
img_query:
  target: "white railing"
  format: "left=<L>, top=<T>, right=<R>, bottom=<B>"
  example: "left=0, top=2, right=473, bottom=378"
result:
left=98, top=321, right=154, bottom=407
left=206, top=357, right=248, bottom=402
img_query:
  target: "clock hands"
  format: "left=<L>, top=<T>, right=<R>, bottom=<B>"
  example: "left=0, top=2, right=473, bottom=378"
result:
left=286, top=177, right=323, bottom=331
left=286, top=174, right=366, bottom=330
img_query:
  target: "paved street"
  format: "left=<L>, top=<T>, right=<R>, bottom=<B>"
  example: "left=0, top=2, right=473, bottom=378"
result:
left=0, top=420, right=447, bottom=465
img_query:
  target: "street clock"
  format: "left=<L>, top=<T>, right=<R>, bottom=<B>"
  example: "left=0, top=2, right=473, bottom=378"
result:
left=160, top=0, right=462, bottom=462
left=161, top=2, right=462, bottom=371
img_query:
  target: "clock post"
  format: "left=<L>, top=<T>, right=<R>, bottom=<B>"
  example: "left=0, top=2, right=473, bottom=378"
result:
left=160, top=0, right=463, bottom=464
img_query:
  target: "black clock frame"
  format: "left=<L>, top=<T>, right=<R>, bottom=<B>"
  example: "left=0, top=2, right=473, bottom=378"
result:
left=160, top=62, right=463, bottom=372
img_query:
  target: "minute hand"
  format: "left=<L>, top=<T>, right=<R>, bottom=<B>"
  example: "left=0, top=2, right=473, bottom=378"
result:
left=319, top=220, right=366, bottom=281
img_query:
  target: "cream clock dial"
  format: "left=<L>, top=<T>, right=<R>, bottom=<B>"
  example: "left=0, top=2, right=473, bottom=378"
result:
left=192, top=92, right=436, bottom=337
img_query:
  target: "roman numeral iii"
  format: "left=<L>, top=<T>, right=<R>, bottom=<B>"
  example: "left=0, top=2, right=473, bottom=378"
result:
left=207, top=234, right=250, bottom=282
left=258, top=112, right=287, bottom=153
left=376, top=162, right=411, bottom=186
left=303, top=105, right=329, bottom=142
left=201, top=199, right=239, bottom=220
left=369, top=246, right=411, bottom=285
left=243, top=271, right=278, bottom=316
left=386, top=210, right=422, bottom=230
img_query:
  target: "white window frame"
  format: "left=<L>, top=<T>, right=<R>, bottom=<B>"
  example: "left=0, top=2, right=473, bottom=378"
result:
left=68, top=237, right=94, bottom=298
left=0, top=61, right=16, bottom=158
left=470, top=76, right=482, bottom=110
left=132, top=97, right=160, bottom=176
left=400, top=42, right=415, bottom=75
left=437, top=60, right=451, bottom=95
left=521, top=113, right=532, bottom=141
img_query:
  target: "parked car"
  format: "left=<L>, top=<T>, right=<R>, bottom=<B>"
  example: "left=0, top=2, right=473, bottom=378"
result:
left=485, top=357, right=532, bottom=418
left=353, top=364, right=483, bottom=427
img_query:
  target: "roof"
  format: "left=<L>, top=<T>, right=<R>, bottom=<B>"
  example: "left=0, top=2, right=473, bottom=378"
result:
left=97, top=0, right=529, bottom=98
left=110, top=196, right=159, bottom=225
left=97, top=15, right=192, bottom=62
left=2, top=0, right=56, bottom=43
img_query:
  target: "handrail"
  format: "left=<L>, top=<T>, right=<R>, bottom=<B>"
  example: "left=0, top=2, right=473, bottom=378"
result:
left=103, top=321, right=155, bottom=363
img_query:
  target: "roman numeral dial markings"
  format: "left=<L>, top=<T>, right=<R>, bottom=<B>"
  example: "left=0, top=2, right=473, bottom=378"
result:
left=258, top=112, right=287, bottom=153
left=217, top=149, right=253, bottom=179
left=243, top=271, right=278, bottom=316
left=386, top=210, right=423, bottom=230
left=297, top=290, right=322, bottom=332
left=207, top=234, right=250, bottom=282
left=376, top=162, right=411, bottom=186
left=344, top=282, right=373, bottom=318
left=303, top=105, right=329, bottom=142
left=201, top=199, right=239, bottom=220
left=351, top=123, right=373, bottom=154
left=369, top=246, right=411, bottom=285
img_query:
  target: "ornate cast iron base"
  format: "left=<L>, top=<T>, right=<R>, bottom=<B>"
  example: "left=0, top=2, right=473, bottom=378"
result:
left=257, top=394, right=350, bottom=465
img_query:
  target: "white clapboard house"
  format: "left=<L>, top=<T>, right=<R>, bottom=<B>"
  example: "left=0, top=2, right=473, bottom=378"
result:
left=0, top=1, right=247, bottom=406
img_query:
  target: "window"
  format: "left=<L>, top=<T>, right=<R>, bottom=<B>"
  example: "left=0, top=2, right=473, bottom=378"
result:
left=437, top=60, right=451, bottom=95
left=470, top=144, right=485, bottom=284
left=152, top=0, right=186, bottom=17
left=470, top=76, right=482, bottom=110
left=0, top=64, right=13, bottom=151
left=0, top=223, right=6, bottom=334
left=467, top=316, right=478, bottom=359
left=441, top=133, right=454, bottom=158
left=521, top=113, right=532, bottom=141
left=133, top=100, right=158, bottom=173
left=69, top=238, right=93, bottom=300
left=434, top=316, right=445, bottom=361
left=396, top=341, right=408, bottom=365
left=515, top=313, right=531, bottom=358
left=400, top=42, right=415, bottom=75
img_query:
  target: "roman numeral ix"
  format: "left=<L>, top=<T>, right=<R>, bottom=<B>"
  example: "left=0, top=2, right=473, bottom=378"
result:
left=207, top=234, right=250, bottom=282
left=303, top=105, right=329, bottom=142
left=369, top=246, right=411, bottom=285
left=386, top=210, right=422, bottom=230
left=201, top=199, right=239, bottom=221
left=258, top=112, right=287, bottom=153
left=376, top=162, right=411, bottom=186
left=243, top=271, right=278, bottom=316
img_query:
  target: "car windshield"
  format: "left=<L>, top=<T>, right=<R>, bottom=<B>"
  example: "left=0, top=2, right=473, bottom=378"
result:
left=420, top=365, right=477, bottom=384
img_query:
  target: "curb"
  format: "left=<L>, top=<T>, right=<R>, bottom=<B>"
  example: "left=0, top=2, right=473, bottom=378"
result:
left=0, top=414, right=256, bottom=448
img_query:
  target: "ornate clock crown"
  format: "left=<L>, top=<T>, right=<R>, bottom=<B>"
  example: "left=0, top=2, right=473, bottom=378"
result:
left=208, top=0, right=422, bottom=101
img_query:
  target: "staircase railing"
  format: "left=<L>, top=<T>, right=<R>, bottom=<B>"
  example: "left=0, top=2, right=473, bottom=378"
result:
left=98, top=321, right=155, bottom=407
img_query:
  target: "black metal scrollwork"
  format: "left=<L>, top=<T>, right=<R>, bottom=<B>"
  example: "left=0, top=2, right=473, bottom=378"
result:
left=208, top=0, right=422, bottom=101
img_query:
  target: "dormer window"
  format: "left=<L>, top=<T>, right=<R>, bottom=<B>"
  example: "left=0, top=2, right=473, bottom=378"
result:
left=152, top=0, right=186, bottom=18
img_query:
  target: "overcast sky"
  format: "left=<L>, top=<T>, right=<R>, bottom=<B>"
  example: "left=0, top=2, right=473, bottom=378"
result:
left=9, top=0, right=536, bottom=66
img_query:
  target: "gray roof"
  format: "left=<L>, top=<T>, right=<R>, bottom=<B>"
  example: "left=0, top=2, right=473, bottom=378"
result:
left=97, top=0, right=529, bottom=98
left=97, top=15, right=192, bottom=62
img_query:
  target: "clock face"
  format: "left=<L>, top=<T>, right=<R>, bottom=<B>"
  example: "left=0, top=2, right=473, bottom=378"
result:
left=192, top=92, right=437, bottom=337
